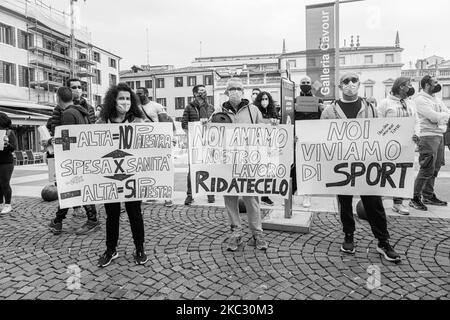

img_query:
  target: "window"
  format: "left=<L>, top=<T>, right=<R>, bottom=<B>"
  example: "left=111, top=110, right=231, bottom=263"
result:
left=109, top=58, right=116, bottom=68
left=307, top=58, right=316, bottom=67
left=175, top=97, right=185, bottom=110
left=94, top=95, right=102, bottom=106
left=93, top=69, right=101, bottom=85
left=204, top=75, right=212, bottom=86
left=19, top=66, right=33, bottom=87
left=188, top=76, right=197, bottom=86
left=109, top=74, right=117, bottom=86
left=156, top=98, right=166, bottom=106
left=339, top=56, right=346, bottom=65
left=364, top=86, right=374, bottom=98
left=287, top=59, right=297, bottom=68
left=0, top=23, right=15, bottom=46
left=206, top=96, right=214, bottom=106
left=156, top=78, right=164, bottom=88
left=145, top=80, right=152, bottom=88
left=443, top=85, right=450, bottom=99
left=364, top=55, right=374, bottom=64
left=18, top=30, right=32, bottom=49
left=385, top=54, right=394, bottom=63
left=126, top=81, right=134, bottom=89
left=187, top=96, right=194, bottom=104
left=0, top=61, right=16, bottom=85
left=60, top=46, right=68, bottom=56
left=93, top=51, right=101, bottom=63
left=136, top=81, right=141, bottom=89
left=385, top=85, right=392, bottom=97
left=174, top=77, right=183, bottom=87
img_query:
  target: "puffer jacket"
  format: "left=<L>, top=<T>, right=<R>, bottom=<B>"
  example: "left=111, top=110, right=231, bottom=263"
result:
left=220, top=99, right=264, bottom=124
left=181, top=100, right=215, bottom=130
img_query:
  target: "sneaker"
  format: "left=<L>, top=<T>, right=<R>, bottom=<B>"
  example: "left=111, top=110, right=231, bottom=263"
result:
left=377, top=241, right=401, bottom=263
left=133, top=247, right=148, bottom=265
left=302, top=195, right=311, bottom=208
left=392, top=203, right=409, bottom=215
left=164, top=200, right=173, bottom=207
left=48, top=219, right=62, bottom=235
left=248, top=235, right=268, bottom=251
left=261, top=196, right=274, bottom=206
left=75, top=219, right=100, bottom=235
left=226, top=234, right=243, bottom=252
left=409, top=197, right=428, bottom=211
left=1, top=204, right=12, bottom=214
left=207, top=195, right=215, bottom=203
left=340, top=233, right=355, bottom=254
left=98, top=250, right=118, bottom=267
left=423, top=196, right=448, bottom=207
left=184, top=195, right=194, bottom=205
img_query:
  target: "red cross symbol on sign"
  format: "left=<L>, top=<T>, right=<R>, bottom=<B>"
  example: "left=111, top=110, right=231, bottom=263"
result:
left=54, top=129, right=77, bottom=151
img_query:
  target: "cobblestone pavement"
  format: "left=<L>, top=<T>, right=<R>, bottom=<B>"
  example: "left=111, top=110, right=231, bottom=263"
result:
left=0, top=196, right=449, bottom=300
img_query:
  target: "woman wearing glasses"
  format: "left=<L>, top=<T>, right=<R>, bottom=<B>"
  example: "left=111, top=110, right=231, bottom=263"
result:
left=96, top=83, right=149, bottom=267
left=378, top=77, right=419, bottom=216
left=253, top=91, right=279, bottom=206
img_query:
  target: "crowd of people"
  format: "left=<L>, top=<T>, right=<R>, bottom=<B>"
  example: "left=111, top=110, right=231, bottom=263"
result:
left=1, top=71, right=449, bottom=268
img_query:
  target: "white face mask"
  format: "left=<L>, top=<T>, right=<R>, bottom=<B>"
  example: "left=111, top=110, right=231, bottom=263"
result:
left=116, top=91, right=131, bottom=114
left=228, top=91, right=243, bottom=105
left=261, top=100, right=269, bottom=108
left=342, top=83, right=359, bottom=97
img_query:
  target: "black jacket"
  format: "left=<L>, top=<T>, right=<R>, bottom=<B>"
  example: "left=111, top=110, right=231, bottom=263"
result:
left=295, top=91, right=323, bottom=120
left=62, top=105, right=91, bottom=125
left=181, top=100, right=215, bottom=131
left=50, top=98, right=95, bottom=135
left=0, top=129, right=17, bottom=164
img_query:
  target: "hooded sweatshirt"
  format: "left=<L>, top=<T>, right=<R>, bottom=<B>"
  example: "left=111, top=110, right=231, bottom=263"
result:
left=414, top=91, right=450, bottom=137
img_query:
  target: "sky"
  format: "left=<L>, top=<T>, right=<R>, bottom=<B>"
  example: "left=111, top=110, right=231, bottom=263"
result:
left=42, top=0, right=450, bottom=70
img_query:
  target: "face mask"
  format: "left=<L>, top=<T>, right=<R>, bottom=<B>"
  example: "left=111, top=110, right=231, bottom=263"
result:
left=138, top=94, right=146, bottom=104
left=432, top=84, right=442, bottom=94
left=261, top=100, right=269, bottom=108
left=228, top=91, right=243, bottom=105
left=300, top=85, right=311, bottom=93
left=342, top=83, right=359, bottom=96
left=196, top=92, right=207, bottom=100
left=116, top=100, right=131, bottom=114
left=407, top=87, right=415, bottom=96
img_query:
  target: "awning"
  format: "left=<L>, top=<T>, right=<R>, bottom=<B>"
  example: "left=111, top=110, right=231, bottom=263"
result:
left=0, top=100, right=52, bottom=126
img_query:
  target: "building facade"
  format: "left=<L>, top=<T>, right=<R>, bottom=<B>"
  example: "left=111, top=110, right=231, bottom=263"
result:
left=0, top=0, right=120, bottom=152
left=120, top=66, right=215, bottom=121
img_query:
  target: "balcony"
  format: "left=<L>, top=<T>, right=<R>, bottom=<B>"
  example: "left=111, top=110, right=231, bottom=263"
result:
left=401, top=68, right=450, bottom=80
left=29, top=57, right=70, bottom=74
left=76, top=57, right=97, bottom=66
left=30, top=79, right=63, bottom=90
left=29, top=46, right=69, bottom=61
left=77, top=69, right=95, bottom=78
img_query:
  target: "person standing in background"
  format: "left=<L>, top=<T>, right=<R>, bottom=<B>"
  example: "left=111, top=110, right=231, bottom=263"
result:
left=0, top=112, right=17, bottom=214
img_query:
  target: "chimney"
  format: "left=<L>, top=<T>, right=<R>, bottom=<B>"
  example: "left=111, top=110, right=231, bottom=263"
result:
left=282, top=39, right=286, bottom=54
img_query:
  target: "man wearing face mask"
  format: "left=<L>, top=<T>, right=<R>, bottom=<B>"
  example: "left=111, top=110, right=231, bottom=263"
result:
left=321, top=72, right=401, bottom=263
left=48, top=87, right=100, bottom=235
left=67, top=78, right=96, bottom=123
left=182, top=84, right=216, bottom=205
left=378, top=77, right=419, bottom=215
left=410, top=75, right=450, bottom=211
left=136, top=87, right=165, bottom=122
left=294, top=76, right=324, bottom=208
left=251, top=88, right=261, bottom=103
left=216, top=78, right=268, bottom=252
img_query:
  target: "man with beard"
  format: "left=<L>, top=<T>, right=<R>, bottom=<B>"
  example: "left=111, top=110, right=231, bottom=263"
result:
left=182, top=84, right=216, bottom=205
left=410, top=75, right=450, bottom=211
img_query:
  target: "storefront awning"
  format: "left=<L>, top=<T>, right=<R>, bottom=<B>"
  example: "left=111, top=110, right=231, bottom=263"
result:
left=0, top=100, right=52, bottom=126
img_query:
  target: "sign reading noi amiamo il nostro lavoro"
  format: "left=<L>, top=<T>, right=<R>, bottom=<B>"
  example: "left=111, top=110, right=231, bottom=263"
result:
left=53, top=119, right=415, bottom=206
left=53, top=123, right=174, bottom=208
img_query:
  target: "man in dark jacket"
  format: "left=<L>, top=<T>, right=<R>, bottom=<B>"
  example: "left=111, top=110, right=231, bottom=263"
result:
left=48, top=86, right=100, bottom=236
left=182, top=84, right=216, bottom=205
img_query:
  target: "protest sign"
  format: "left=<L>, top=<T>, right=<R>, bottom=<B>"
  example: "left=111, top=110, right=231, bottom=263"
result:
left=54, top=123, right=173, bottom=208
left=188, top=122, right=294, bottom=198
left=295, top=118, right=416, bottom=198
left=295, top=96, right=320, bottom=113
left=48, top=157, right=56, bottom=183
left=0, top=130, right=5, bottom=151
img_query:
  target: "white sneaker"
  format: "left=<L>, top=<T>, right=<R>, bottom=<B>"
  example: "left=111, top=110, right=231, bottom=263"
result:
left=1, top=204, right=12, bottom=214
left=392, top=203, right=409, bottom=215
left=302, top=195, right=311, bottom=208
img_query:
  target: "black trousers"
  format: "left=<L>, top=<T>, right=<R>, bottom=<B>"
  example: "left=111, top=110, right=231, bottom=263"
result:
left=104, top=201, right=144, bottom=252
left=337, top=195, right=389, bottom=242
left=55, top=204, right=97, bottom=222
left=0, top=163, right=14, bottom=204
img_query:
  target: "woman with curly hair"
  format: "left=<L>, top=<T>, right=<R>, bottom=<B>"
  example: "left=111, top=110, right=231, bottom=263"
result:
left=0, top=112, right=17, bottom=214
left=96, top=83, right=149, bottom=267
left=252, top=91, right=278, bottom=206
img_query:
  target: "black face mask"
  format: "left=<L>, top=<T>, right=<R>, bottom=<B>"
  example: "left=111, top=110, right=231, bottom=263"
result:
left=301, top=85, right=311, bottom=93
left=407, top=87, right=415, bottom=96
left=431, top=84, right=442, bottom=94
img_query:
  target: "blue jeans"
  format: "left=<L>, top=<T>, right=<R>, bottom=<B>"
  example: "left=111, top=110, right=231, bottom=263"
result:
left=413, top=136, right=445, bottom=199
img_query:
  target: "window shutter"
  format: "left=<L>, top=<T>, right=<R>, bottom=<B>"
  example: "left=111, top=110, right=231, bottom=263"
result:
left=18, top=66, right=24, bottom=86
left=0, top=61, right=4, bottom=83
left=11, top=63, right=16, bottom=85
left=11, top=27, right=16, bottom=47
